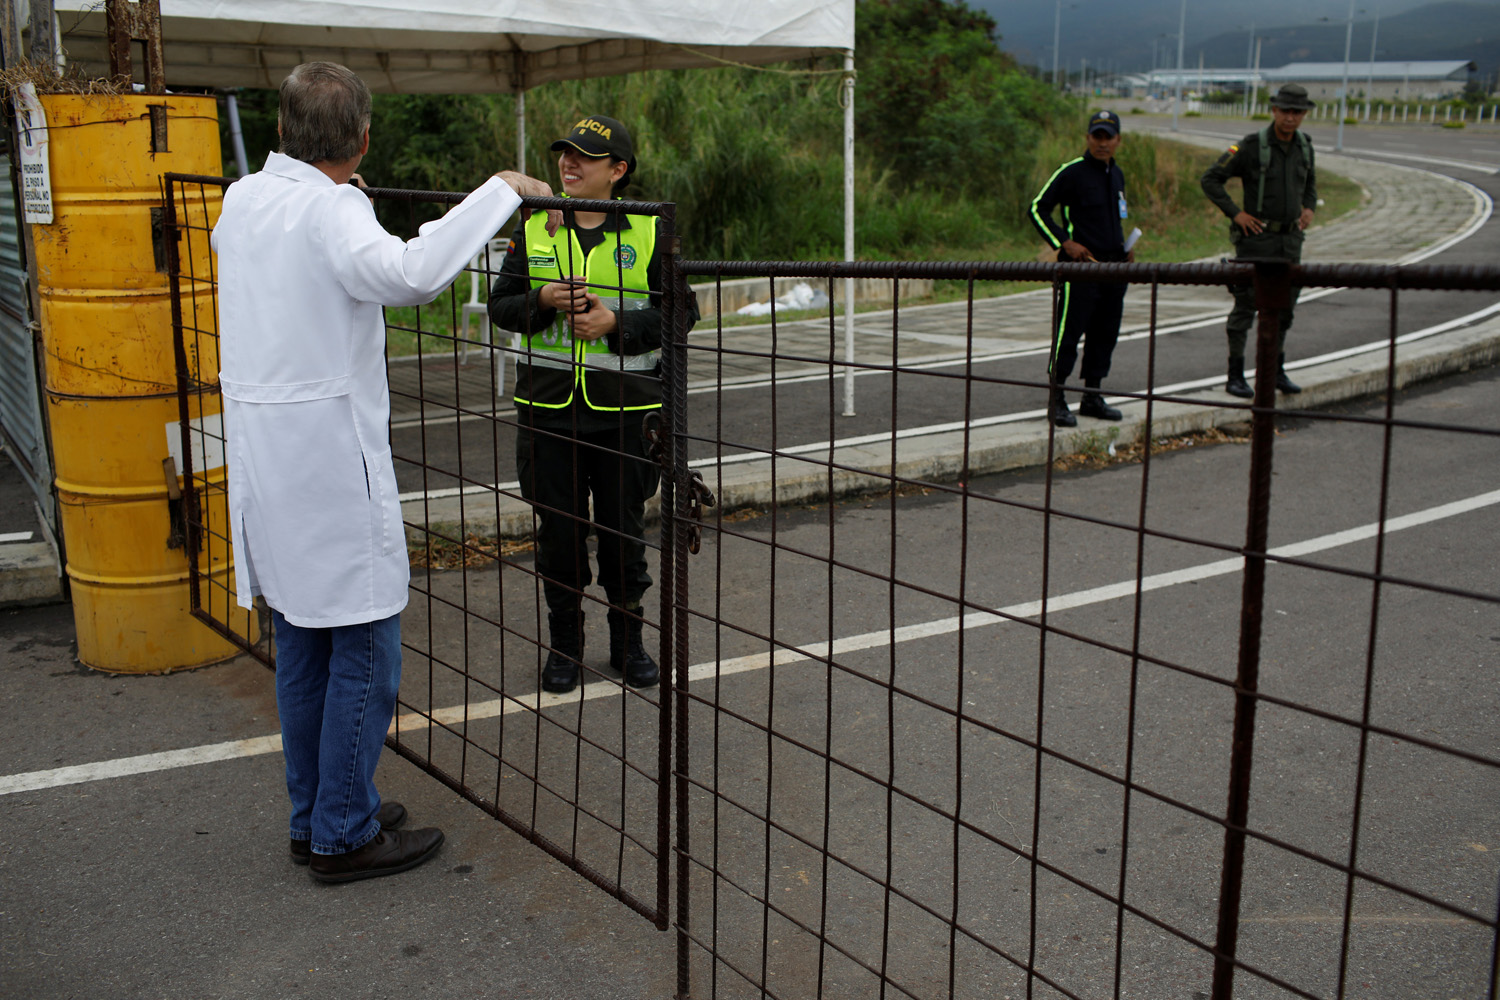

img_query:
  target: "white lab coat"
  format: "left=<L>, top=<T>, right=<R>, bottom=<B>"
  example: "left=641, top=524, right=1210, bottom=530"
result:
left=213, top=152, right=520, bottom=628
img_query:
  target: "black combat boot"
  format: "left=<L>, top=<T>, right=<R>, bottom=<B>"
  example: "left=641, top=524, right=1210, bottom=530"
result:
left=1275, top=353, right=1302, bottom=394
left=1225, top=358, right=1253, bottom=398
left=1078, top=387, right=1122, bottom=421
left=1050, top=387, right=1077, bottom=428
left=542, top=608, right=584, bottom=694
left=608, top=606, right=660, bottom=689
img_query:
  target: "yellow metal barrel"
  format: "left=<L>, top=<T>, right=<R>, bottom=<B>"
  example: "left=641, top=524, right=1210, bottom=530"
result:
left=33, top=93, right=250, bottom=672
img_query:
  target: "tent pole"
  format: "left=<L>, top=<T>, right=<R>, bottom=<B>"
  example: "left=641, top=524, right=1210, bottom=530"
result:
left=515, top=89, right=526, bottom=173
left=842, top=48, right=855, bottom=417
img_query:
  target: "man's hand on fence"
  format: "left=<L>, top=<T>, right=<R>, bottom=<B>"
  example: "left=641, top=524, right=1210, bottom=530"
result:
left=495, top=170, right=562, bottom=235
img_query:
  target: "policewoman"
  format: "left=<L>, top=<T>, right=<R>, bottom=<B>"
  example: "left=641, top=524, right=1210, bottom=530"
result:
left=1201, top=83, right=1318, bottom=398
left=1029, top=109, right=1133, bottom=428
left=489, top=115, right=697, bottom=694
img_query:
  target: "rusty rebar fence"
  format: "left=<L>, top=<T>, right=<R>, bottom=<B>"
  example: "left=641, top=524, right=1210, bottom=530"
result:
left=670, top=257, right=1500, bottom=1000
left=168, top=172, right=1500, bottom=999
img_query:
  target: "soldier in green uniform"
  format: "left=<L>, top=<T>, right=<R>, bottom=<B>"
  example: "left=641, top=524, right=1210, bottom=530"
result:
left=1201, top=83, right=1318, bottom=398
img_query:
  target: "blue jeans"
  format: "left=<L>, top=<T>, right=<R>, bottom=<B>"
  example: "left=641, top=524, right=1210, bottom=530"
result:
left=272, top=609, right=402, bottom=855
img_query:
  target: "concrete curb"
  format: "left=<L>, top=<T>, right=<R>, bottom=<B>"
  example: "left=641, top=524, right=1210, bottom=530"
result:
left=405, top=319, right=1500, bottom=544
left=0, top=541, right=64, bottom=606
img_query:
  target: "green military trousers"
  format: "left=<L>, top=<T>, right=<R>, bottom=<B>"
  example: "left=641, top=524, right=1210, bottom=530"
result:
left=1226, top=229, right=1304, bottom=360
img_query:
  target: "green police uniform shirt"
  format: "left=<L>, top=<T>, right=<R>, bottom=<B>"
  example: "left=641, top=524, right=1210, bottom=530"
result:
left=1200, top=128, right=1318, bottom=228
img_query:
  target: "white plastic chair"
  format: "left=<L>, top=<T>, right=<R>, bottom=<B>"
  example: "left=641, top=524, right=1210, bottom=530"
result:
left=458, top=236, right=513, bottom=397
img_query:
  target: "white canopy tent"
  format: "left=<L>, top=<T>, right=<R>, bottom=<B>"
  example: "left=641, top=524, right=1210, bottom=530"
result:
left=53, top=0, right=864, bottom=412
left=55, top=0, right=853, bottom=94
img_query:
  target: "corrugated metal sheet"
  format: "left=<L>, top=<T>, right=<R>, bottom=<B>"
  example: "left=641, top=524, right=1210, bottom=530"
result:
left=0, top=152, right=54, bottom=535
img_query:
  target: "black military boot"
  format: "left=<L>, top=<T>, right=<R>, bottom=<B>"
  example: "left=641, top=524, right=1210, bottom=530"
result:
left=608, top=606, right=660, bottom=689
left=1050, top=387, right=1077, bottom=428
left=541, top=608, right=584, bottom=694
left=1078, top=388, right=1122, bottom=421
left=1275, top=353, right=1302, bottom=394
left=1225, top=358, right=1254, bottom=398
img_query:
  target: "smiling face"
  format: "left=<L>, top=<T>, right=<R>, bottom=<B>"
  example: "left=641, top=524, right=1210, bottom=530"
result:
left=558, top=148, right=627, bottom=201
left=1087, top=128, right=1122, bottom=161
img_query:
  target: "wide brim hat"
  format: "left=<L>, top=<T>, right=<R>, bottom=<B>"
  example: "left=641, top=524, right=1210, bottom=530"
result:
left=1270, top=84, right=1315, bottom=111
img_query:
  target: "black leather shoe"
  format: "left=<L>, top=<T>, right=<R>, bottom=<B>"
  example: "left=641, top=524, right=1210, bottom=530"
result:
left=542, top=609, right=584, bottom=693
left=1275, top=354, right=1302, bottom=394
left=1078, top=392, right=1122, bottom=421
left=290, top=800, right=408, bottom=864
left=1050, top=390, right=1076, bottom=428
left=1225, top=360, right=1254, bottom=399
left=608, top=607, right=660, bottom=689
left=308, top=827, right=444, bottom=884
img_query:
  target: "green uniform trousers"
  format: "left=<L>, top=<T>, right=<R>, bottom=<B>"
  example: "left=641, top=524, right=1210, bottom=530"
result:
left=1226, top=229, right=1304, bottom=359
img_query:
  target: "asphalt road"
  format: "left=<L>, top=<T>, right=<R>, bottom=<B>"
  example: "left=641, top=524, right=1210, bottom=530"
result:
left=4, top=363, right=1494, bottom=999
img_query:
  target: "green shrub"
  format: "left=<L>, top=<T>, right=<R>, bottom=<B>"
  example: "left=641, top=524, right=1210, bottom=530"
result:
left=1441, top=120, right=1466, bottom=129
left=1251, top=112, right=1271, bottom=120
left=1343, top=117, right=1359, bottom=125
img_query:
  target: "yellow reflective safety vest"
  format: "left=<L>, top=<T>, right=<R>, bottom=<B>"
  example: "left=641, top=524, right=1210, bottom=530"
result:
left=511, top=207, right=660, bottom=412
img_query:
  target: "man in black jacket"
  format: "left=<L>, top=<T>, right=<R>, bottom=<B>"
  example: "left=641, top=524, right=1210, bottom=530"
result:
left=1030, top=109, right=1133, bottom=428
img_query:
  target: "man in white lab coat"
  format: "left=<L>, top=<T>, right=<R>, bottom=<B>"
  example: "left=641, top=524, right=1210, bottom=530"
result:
left=213, top=62, right=549, bottom=883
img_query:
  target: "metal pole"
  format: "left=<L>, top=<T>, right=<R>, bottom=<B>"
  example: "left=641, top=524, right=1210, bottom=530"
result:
left=842, top=49, right=856, bottom=418
left=224, top=92, right=250, bottom=177
left=1171, top=0, right=1186, bottom=130
left=1366, top=7, right=1379, bottom=103
left=1252, top=37, right=1262, bottom=115
left=1337, top=0, right=1355, bottom=152
left=1052, top=0, right=1062, bottom=89
left=1208, top=257, right=1290, bottom=1000
left=514, top=90, right=526, bottom=174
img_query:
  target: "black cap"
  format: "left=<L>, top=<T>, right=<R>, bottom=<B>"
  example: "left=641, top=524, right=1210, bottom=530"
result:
left=551, top=115, right=635, bottom=172
left=1270, top=84, right=1315, bottom=111
left=1087, top=110, right=1121, bottom=136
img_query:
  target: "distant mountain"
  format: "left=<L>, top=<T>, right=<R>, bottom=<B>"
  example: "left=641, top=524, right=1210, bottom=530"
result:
left=974, top=0, right=1500, bottom=79
left=1193, top=3, right=1500, bottom=77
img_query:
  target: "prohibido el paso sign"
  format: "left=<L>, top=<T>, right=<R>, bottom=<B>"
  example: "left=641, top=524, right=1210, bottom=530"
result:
left=14, top=83, right=52, bottom=225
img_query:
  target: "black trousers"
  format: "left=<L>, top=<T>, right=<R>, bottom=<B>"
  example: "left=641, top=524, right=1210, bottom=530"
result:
left=516, top=417, right=660, bottom=615
left=1047, top=279, right=1127, bottom=385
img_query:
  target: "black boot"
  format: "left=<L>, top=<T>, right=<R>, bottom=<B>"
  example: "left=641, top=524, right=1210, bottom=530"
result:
left=1078, top=390, right=1122, bottom=421
left=542, top=608, right=584, bottom=693
left=1225, top=358, right=1253, bottom=398
left=608, top=606, right=660, bottom=689
left=1275, top=353, right=1302, bottom=394
left=1050, top=388, right=1077, bottom=428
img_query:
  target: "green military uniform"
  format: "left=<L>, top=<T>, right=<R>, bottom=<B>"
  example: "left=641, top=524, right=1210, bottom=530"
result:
left=1201, top=83, right=1318, bottom=399
left=1201, top=124, right=1317, bottom=359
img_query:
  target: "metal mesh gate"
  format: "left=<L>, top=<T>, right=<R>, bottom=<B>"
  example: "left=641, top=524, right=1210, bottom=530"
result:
left=666, top=258, right=1500, bottom=1000
left=165, top=175, right=674, bottom=924
left=169, top=171, right=1500, bottom=997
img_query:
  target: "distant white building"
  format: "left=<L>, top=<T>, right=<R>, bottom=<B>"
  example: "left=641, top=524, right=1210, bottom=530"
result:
left=1268, top=61, right=1476, bottom=101
left=1104, top=60, right=1475, bottom=101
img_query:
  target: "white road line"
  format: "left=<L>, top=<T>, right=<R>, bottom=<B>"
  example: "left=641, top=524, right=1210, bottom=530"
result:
left=395, top=293, right=1500, bottom=500
left=7, top=487, right=1498, bottom=798
left=0, top=531, right=34, bottom=543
